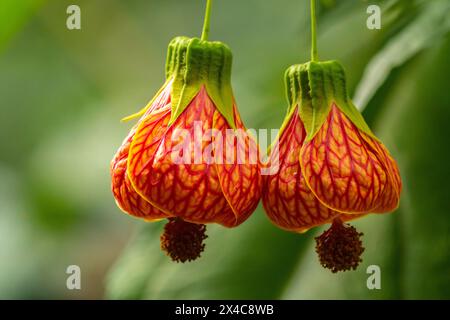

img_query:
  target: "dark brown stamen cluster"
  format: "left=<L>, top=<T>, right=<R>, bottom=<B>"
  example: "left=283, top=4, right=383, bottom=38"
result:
left=315, top=218, right=364, bottom=273
left=160, top=218, right=208, bottom=263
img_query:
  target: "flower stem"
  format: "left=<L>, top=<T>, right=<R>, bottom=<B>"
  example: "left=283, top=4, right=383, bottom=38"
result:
left=201, top=0, right=213, bottom=41
left=310, top=0, right=318, bottom=61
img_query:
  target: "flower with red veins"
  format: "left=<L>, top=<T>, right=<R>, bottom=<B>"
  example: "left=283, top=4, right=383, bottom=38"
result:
left=263, top=61, right=401, bottom=272
left=111, top=37, right=261, bottom=262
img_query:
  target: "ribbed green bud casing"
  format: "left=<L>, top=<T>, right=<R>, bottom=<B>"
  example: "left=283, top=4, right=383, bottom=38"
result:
left=165, top=36, right=235, bottom=128
left=284, top=60, right=376, bottom=141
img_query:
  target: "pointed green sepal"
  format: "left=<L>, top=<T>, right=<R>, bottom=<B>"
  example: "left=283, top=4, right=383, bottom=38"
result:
left=165, top=36, right=235, bottom=128
left=284, top=60, right=376, bottom=141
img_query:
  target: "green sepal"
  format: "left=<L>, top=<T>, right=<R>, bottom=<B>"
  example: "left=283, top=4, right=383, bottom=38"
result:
left=284, top=60, right=377, bottom=141
left=165, top=36, right=236, bottom=128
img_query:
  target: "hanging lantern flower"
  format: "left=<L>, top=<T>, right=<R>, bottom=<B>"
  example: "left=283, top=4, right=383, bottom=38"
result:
left=262, top=0, right=401, bottom=273
left=111, top=0, right=261, bottom=263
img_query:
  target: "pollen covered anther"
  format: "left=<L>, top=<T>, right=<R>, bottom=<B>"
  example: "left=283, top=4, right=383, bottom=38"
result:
left=160, top=218, right=208, bottom=263
left=315, top=218, right=365, bottom=273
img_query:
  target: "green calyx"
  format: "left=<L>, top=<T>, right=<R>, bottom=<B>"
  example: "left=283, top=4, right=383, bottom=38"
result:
left=165, top=36, right=235, bottom=128
left=284, top=60, right=376, bottom=141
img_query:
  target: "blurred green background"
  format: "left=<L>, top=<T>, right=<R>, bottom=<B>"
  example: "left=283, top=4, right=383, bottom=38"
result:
left=0, top=0, right=449, bottom=299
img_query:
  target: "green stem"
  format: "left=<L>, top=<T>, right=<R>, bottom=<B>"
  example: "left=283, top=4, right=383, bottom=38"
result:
left=310, top=0, right=318, bottom=61
left=201, top=0, right=212, bottom=41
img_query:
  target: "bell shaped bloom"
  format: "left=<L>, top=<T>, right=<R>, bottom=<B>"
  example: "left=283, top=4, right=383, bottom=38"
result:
left=111, top=37, right=262, bottom=262
left=263, top=61, right=401, bottom=271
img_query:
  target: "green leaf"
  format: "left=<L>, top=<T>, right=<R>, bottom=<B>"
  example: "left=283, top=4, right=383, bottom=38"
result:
left=353, top=0, right=450, bottom=110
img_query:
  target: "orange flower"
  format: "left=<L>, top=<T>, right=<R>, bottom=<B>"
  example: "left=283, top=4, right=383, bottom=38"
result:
left=111, top=37, right=261, bottom=262
left=262, top=61, right=401, bottom=272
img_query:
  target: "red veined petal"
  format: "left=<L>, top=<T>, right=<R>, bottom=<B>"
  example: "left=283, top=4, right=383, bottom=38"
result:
left=300, top=104, right=398, bottom=214
left=111, top=81, right=174, bottom=220
left=213, top=106, right=262, bottom=226
left=111, top=126, right=169, bottom=220
left=361, top=134, right=402, bottom=212
left=262, top=108, right=341, bottom=232
left=128, top=87, right=236, bottom=227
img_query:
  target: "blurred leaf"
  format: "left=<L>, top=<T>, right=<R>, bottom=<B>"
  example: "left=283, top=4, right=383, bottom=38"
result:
left=375, top=36, right=450, bottom=299
left=0, top=0, right=45, bottom=52
left=353, top=0, right=450, bottom=109
left=106, top=212, right=310, bottom=299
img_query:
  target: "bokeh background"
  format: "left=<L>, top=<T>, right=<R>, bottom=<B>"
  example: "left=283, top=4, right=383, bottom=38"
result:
left=0, top=0, right=449, bottom=299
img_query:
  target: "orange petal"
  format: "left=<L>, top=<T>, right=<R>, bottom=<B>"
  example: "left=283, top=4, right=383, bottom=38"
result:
left=262, top=108, right=340, bottom=232
left=111, top=127, right=169, bottom=220
left=128, top=87, right=237, bottom=227
left=300, top=104, right=400, bottom=214
left=213, top=106, right=262, bottom=226
left=111, top=82, right=174, bottom=220
left=361, top=134, right=402, bottom=212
